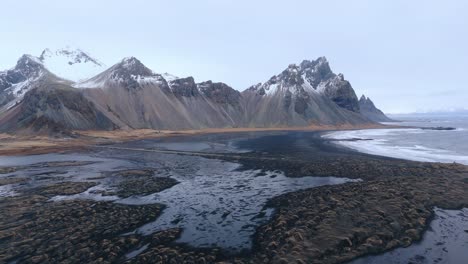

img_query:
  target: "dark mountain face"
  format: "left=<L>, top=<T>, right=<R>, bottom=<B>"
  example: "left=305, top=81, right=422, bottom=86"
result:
left=240, top=58, right=370, bottom=127
left=0, top=85, right=15, bottom=109
left=301, top=58, right=360, bottom=112
left=198, top=81, right=241, bottom=105
left=169, top=77, right=199, bottom=97
left=0, top=55, right=46, bottom=108
left=111, top=57, right=153, bottom=78
left=359, top=95, right=393, bottom=122
left=300, top=57, right=336, bottom=87
left=320, top=74, right=360, bottom=112
left=0, top=53, right=382, bottom=133
left=247, top=57, right=360, bottom=113
left=0, top=82, right=116, bottom=133
left=14, top=55, right=44, bottom=78
left=109, top=57, right=156, bottom=90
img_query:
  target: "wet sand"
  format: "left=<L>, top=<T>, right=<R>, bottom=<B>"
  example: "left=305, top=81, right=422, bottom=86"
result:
left=1, top=130, right=467, bottom=263
left=0, top=123, right=387, bottom=156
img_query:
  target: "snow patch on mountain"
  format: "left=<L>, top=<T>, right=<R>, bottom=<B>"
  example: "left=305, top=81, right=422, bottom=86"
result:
left=0, top=55, right=46, bottom=111
left=74, top=57, right=145, bottom=88
left=248, top=57, right=336, bottom=97
left=245, top=57, right=360, bottom=112
left=8, top=74, right=42, bottom=99
left=39, top=47, right=105, bottom=82
left=162, top=73, right=179, bottom=82
left=74, top=57, right=183, bottom=90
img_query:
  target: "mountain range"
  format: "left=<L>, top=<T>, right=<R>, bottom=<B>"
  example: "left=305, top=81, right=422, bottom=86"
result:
left=0, top=48, right=391, bottom=133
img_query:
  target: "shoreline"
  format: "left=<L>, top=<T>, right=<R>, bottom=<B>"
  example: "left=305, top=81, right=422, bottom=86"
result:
left=0, top=123, right=390, bottom=156
left=1, top=126, right=467, bottom=263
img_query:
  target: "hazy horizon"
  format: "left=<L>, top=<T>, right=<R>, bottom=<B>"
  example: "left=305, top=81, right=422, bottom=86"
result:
left=1, top=0, right=467, bottom=114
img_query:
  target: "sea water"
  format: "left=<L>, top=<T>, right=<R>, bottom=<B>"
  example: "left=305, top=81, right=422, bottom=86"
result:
left=324, top=114, right=468, bottom=165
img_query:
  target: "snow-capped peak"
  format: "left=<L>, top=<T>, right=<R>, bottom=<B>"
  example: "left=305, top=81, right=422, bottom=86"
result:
left=75, top=57, right=163, bottom=89
left=15, top=55, right=44, bottom=77
left=111, top=57, right=153, bottom=76
left=74, top=56, right=186, bottom=91
left=0, top=54, right=47, bottom=110
left=120, top=57, right=139, bottom=67
left=18, top=54, right=42, bottom=65
left=247, top=57, right=337, bottom=97
left=38, top=47, right=106, bottom=83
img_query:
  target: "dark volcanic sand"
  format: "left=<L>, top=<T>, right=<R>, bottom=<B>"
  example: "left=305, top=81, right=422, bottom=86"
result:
left=350, top=207, right=468, bottom=264
left=0, top=131, right=467, bottom=264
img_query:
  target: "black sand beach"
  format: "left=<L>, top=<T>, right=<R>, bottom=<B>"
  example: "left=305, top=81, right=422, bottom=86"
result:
left=1, top=131, right=467, bottom=263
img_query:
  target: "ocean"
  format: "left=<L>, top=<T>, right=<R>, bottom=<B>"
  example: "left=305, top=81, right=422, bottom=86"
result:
left=325, top=113, right=468, bottom=264
left=324, top=114, right=468, bottom=165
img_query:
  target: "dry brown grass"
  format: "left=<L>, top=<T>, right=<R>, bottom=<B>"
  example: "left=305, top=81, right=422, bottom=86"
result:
left=79, top=123, right=390, bottom=139
left=0, top=134, right=87, bottom=156
left=0, top=123, right=394, bottom=156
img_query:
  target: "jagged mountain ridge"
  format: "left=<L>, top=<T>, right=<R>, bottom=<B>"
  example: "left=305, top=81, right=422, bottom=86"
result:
left=246, top=57, right=360, bottom=112
left=80, top=57, right=245, bottom=130
left=0, top=80, right=116, bottom=133
left=0, top=55, right=47, bottom=112
left=359, top=95, right=393, bottom=122
left=0, top=50, right=379, bottom=133
left=242, top=57, right=366, bottom=126
left=0, top=47, right=105, bottom=112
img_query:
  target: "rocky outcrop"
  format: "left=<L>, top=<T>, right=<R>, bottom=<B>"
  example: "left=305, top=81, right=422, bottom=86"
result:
left=242, top=57, right=368, bottom=127
left=198, top=81, right=241, bottom=105
left=0, top=55, right=45, bottom=109
left=249, top=57, right=361, bottom=113
left=359, top=95, right=393, bottom=122
left=0, top=53, right=380, bottom=133
left=74, top=57, right=168, bottom=91
left=0, top=81, right=116, bottom=133
left=82, top=74, right=244, bottom=130
left=320, top=74, right=360, bottom=112
left=169, top=77, right=199, bottom=97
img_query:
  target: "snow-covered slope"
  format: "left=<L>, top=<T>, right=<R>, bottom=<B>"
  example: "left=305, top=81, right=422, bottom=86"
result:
left=241, top=57, right=367, bottom=126
left=79, top=57, right=245, bottom=130
left=39, top=48, right=105, bottom=83
left=74, top=57, right=171, bottom=89
left=0, top=55, right=46, bottom=112
left=246, top=57, right=360, bottom=113
left=0, top=52, right=376, bottom=133
left=75, top=57, right=203, bottom=95
left=0, top=47, right=106, bottom=116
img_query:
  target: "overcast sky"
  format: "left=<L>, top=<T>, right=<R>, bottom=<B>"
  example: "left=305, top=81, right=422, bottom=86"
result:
left=1, top=0, right=467, bottom=113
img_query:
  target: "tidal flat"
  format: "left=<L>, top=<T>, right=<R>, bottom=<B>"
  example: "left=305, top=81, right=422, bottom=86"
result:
left=1, top=131, right=467, bottom=263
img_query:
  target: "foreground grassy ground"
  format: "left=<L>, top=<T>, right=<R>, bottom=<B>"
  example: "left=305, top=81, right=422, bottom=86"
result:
left=0, top=124, right=386, bottom=156
left=1, top=129, right=467, bottom=263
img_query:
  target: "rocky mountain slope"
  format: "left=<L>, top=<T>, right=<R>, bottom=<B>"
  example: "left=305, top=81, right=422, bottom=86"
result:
left=78, top=57, right=245, bottom=130
left=359, top=95, right=393, bottom=122
left=242, top=58, right=367, bottom=126
left=0, top=48, right=383, bottom=133
left=0, top=55, right=47, bottom=112
left=0, top=50, right=115, bottom=133
left=0, top=47, right=104, bottom=111
left=0, top=79, right=116, bottom=134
